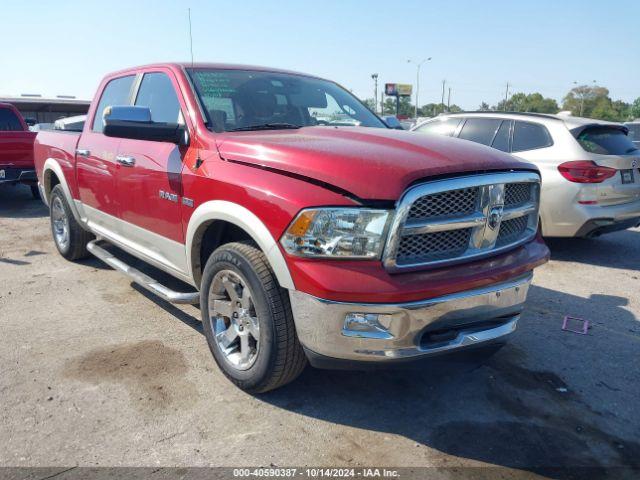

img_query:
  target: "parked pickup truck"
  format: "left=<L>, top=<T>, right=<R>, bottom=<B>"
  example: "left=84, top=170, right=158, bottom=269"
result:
left=0, top=103, right=38, bottom=198
left=35, top=63, right=549, bottom=392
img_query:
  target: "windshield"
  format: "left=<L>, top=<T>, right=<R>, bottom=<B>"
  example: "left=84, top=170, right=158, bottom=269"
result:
left=187, top=68, right=386, bottom=132
left=576, top=126, right=639, bottom=155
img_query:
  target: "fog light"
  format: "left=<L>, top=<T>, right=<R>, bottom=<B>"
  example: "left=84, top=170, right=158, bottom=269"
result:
left=342, top=313, right=393, bottom=339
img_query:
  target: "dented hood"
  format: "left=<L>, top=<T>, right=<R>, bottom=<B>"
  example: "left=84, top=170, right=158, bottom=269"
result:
left=215, top=126, right=536, bottom=200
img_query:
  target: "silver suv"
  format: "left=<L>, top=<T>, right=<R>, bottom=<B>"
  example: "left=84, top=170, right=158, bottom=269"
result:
left=412, top=112, right=640, bottom=237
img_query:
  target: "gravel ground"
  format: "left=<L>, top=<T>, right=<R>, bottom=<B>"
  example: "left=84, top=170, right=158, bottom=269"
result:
left=1, top=184, right=639, bottom=478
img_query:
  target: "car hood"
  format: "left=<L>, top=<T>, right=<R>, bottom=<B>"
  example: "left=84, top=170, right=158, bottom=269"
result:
left=215, top=126, right=536, bottom=200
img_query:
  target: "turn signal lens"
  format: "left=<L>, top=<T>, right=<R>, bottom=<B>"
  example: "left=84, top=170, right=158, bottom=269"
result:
left=558, top=161, right=616, bottom=183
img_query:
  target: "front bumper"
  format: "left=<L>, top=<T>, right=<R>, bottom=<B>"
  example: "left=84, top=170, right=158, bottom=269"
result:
left=0, top=167, right=37, bottom=185
left=290, top=273, right=532, bottom=366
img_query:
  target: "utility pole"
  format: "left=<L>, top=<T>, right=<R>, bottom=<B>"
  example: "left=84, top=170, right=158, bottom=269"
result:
left=504, top=82, right=510, bottom=111
left=371, top=73, right=378, bottom=114
left=447, top=87, right=451, bottom=112
left=441, top=80, right=446, bottom=114
left=407, top=58, right=431, bottom=119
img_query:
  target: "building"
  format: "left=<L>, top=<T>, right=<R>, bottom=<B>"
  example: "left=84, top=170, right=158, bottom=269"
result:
left=0, top=95, right=90, bottom=124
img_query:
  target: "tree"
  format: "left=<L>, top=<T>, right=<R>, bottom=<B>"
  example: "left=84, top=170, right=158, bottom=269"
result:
left=478, top=102, right=491, bottom=111
left=630, top=97, right=640, bottom=120
left=493, top=92, right=558, bottom=113
left=361, top=98, right=377, bottom=111
left=383, top=96, right=414, bottom=116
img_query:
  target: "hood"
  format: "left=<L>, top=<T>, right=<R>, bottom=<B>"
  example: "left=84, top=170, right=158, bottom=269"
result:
left=215, top=126, right=536, bottom=200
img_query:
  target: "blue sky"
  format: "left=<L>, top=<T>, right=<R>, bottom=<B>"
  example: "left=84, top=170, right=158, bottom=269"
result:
left=2, top=0, right=638, bottom=109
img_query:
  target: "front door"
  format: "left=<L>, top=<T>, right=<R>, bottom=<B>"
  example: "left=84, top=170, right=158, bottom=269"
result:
left=115, top=70, right=189, bottom=274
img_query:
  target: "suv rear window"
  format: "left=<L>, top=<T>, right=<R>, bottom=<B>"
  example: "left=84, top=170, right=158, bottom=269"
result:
left=0, top=107, right=23, bottom=131
left=577, top=127, right=638, bottom=155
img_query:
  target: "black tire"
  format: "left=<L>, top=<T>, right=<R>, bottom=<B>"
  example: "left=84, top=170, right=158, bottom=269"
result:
left=49, top=185, right=93, bottom=261
left=200, top=241, right=307, bottom=393
left=30, top=184, right=41, bottom=200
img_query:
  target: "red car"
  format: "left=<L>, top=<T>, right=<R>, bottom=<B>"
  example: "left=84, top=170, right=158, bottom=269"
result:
left=0, top=103, right=38, bottom=198
left=35, top=63, right=549, bottom=392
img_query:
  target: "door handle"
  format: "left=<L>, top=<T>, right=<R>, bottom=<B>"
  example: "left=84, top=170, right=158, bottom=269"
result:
left=76, top=149, right=90, bottom=157
left=116, top=155, right=136, bottom=167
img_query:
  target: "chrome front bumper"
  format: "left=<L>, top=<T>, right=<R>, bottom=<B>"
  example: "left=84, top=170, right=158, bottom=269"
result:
left=289, top=273, right=532, bottom=364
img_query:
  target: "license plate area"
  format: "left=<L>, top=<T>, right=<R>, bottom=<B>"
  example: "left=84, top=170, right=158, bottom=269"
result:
left=0, top=169, right=5, bottom=179
left=621, top=169, right=635, bottom=184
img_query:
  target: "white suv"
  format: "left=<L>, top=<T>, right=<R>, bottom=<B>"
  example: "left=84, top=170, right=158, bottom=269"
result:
left=412, top=112, right=640, bottom=237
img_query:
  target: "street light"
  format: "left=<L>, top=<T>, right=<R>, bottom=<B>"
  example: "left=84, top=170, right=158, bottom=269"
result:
left=371, top=73, right=379, bottom=114
left=408, top=57, right=432, bottom=118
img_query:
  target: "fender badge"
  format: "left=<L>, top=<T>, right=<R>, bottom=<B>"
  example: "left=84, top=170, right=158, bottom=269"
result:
left=182, top=197, right=194, bottom=208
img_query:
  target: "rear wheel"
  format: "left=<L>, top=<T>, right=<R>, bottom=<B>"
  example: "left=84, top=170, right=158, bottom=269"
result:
left=49, top=185, right=93, bottom=260
left=200, top=242, right=307, bottom=393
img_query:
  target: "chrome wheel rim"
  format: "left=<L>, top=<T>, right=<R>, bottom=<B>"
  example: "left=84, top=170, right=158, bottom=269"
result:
left=208, top=270, right=260, bottom=371
left=51, top=196, right=70, bottom=251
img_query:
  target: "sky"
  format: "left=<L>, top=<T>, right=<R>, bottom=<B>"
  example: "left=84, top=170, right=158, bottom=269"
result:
left=2, top=0, right=639, bottom=110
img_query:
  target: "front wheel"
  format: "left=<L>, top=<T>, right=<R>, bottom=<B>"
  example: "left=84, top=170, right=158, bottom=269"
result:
left=200, top=242, right=307, bottom=393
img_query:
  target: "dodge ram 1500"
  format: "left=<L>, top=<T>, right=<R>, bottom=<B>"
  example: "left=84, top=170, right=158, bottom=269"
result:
left=35, top=63, right=549, bottom=392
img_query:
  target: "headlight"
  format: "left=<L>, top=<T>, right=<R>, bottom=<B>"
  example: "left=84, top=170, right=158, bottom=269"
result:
left=280, top=208, right=391, bottom=259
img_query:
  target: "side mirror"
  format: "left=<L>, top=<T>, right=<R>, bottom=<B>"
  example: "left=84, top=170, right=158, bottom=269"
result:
left=382, top=115, right=404, bottom=130
left=103, top=106, right=188, bottom=145
left=24, top=117, right=37, bottom=127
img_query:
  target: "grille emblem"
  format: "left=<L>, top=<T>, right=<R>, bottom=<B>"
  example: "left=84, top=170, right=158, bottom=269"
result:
left=487, top=205, right=504, bottom=230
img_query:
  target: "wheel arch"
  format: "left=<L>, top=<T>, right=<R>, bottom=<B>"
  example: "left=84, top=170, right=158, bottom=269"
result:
left=42, top=158, right=82, bottom=223
left=186, top=200, right=295, bottom=290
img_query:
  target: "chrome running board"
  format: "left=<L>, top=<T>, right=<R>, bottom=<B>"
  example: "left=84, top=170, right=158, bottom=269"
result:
left=87, top=240, right=200, bottom=305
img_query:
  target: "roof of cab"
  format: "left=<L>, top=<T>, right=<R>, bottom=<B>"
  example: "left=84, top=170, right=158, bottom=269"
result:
left=105, top=62, right=325, bottom=81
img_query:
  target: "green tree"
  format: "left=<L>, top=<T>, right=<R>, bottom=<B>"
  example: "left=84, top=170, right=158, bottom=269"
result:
left=629, top=97, right=640, bottom=119
left=361, top=98, right=377, bottom=111
left=383, top=96, right=414, bottom=116
left=478, top=102, right=491, bottom=111
left=493, top=92, right=558, bottom=113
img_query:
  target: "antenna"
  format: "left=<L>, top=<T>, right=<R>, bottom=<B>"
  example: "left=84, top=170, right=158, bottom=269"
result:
left=188, top=8, right=194, bottom=66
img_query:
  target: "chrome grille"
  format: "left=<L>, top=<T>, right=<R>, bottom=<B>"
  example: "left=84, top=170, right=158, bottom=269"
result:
left=407, top=187, right=478, bottom=220
left=397, top=229, right=472, bottom=264
left=504, top=183, right=531, bottom=206
left=384, top=172, right=540, bottom=271
left=496, top=215, right=530, bottom=247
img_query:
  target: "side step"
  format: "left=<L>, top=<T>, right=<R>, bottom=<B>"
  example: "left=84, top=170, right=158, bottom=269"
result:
left=87, top=240, right=200, bottom=305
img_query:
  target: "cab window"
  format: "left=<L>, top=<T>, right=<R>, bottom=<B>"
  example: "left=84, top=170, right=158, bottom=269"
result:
left=0, top=107, right=23, bottom=131
left=92, top=75, right=136, bottom=132
left=135, top=72, right=183, bottom=124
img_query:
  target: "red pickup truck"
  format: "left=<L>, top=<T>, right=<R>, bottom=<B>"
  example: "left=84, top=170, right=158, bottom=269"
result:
left=35, top=63, right=549, bottom=392
left=0, top=103, right=38, bottom=198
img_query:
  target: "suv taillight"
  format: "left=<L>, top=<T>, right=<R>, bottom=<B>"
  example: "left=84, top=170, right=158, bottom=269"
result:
left=557, top=161, right=617, bottom=183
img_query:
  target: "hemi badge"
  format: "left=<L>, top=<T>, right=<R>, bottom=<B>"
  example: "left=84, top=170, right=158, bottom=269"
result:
left=182, top=197, right=194, bottom=208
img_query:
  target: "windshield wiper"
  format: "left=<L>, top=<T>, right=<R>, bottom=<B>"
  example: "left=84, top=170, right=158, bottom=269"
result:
left=229, top=123, right=302, bottom=132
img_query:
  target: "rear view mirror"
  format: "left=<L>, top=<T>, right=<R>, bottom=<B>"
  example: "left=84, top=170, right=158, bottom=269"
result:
left=103, top=106, right=188, bottom=145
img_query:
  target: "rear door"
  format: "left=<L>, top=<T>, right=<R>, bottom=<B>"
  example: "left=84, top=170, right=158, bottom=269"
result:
left=76, top=75, right=136, bottom=224
left=115, top=69, right=190, bottom=273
